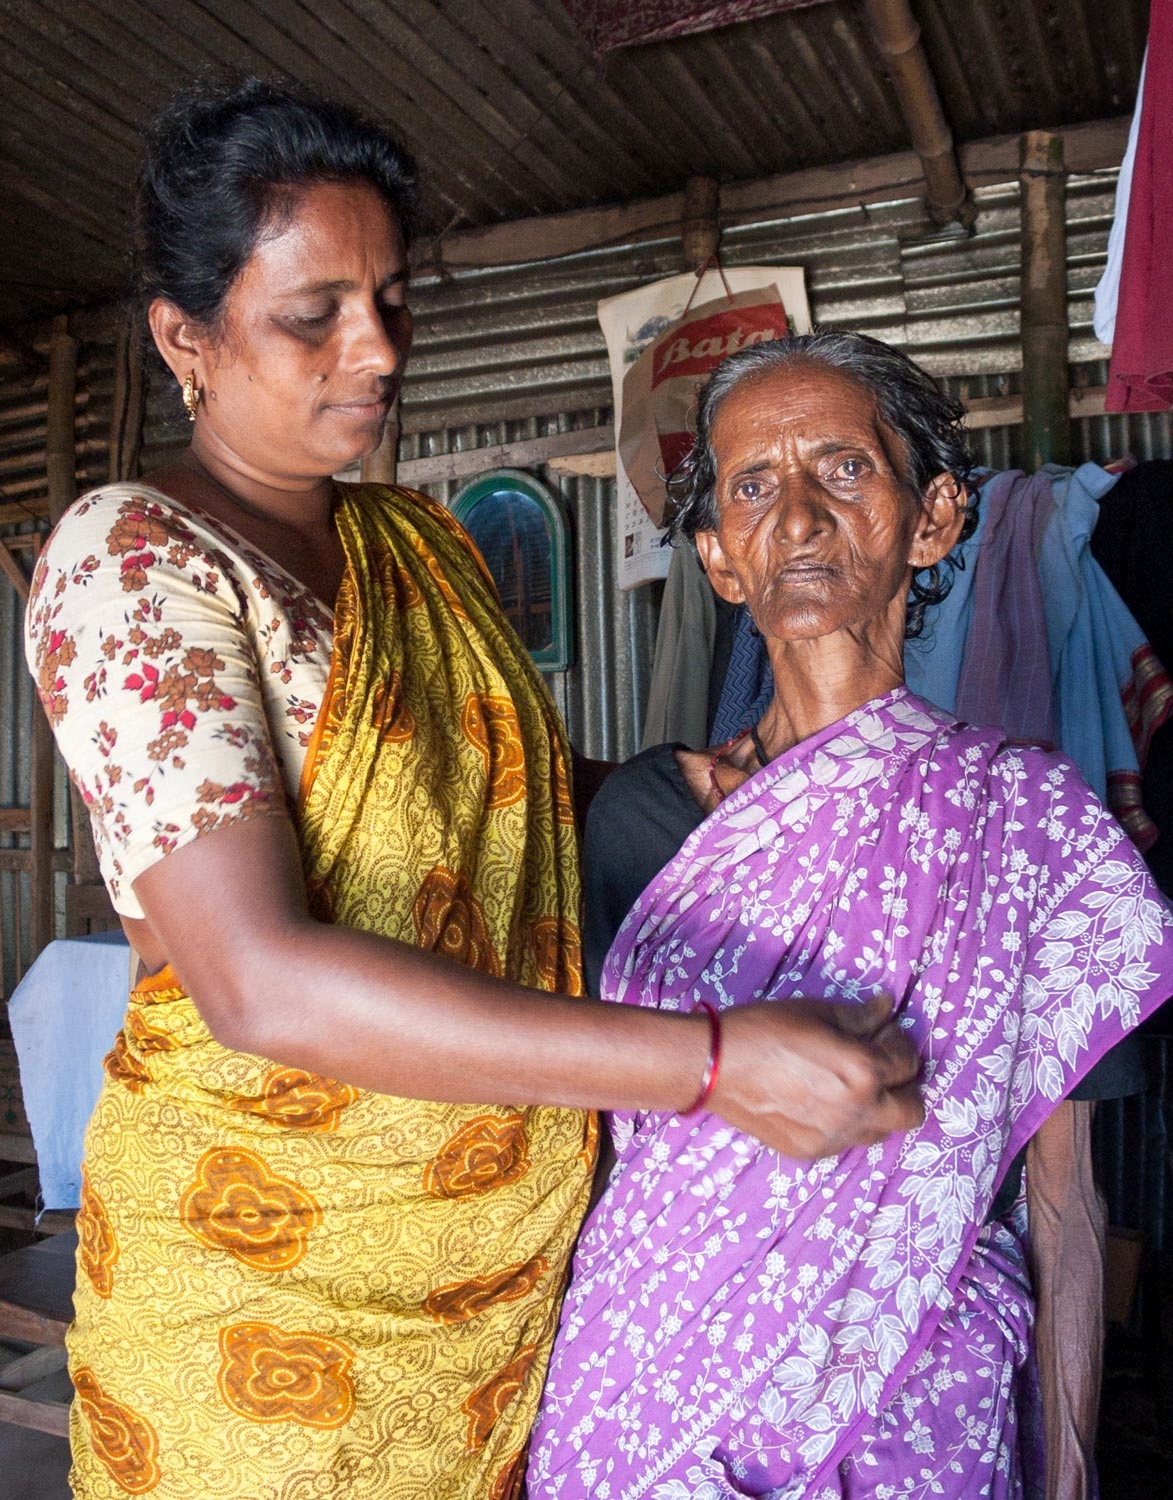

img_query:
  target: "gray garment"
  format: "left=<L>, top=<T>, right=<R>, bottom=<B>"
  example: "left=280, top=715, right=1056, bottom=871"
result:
left=640, top=543, right=716, bottom=750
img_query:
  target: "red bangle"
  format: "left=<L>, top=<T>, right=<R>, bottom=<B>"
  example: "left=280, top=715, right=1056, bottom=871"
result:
left=681, top=1001, right=722, bottom=1115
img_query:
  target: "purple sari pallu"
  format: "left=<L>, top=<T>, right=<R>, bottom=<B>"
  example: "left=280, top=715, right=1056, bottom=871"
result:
left=529, top=689, right=1173, bottom=1500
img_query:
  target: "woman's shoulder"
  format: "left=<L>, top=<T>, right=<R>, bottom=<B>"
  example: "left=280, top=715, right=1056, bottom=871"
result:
left=35, top=481, right=234, bottom=587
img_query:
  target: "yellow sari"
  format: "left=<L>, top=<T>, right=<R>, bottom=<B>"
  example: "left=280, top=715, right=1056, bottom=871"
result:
left=69, top=485, right=595, bottom=1499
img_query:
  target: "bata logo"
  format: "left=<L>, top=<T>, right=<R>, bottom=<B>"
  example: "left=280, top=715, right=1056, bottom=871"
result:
left=651, top=317, right=788, bottom=386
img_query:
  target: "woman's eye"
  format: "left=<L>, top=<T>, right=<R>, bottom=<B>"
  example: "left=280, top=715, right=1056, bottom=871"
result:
left=733, top=479, right=763, bottom=503
left=833, top=457, right=869, bottom=482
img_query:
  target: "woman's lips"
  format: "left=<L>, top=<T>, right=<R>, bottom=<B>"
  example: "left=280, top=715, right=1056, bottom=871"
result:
left=328, top=394, right=392, bottom=420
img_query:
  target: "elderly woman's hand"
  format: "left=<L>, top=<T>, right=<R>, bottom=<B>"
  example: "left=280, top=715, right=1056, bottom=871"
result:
left=711, top=993, right=924, bottom=1159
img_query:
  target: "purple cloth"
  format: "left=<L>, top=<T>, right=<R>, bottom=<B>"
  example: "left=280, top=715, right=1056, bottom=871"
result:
left=955, top=471, right=1055, bottom=744
left=530, top=689, right=1173, bottom=1498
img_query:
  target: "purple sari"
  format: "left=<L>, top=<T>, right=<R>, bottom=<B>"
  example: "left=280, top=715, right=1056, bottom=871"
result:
left=529, top=689, right=1173, bottom=1499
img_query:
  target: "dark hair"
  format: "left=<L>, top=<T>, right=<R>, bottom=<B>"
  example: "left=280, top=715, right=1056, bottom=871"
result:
left=667, top=328, right=979, bottom=638
left=134, top=76, right=418, bottom=328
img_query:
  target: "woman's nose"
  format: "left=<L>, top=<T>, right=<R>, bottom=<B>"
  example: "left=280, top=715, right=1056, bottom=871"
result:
left=773, top=479, right=829, bottom=542
left=349, top=303, right=412, bottom=377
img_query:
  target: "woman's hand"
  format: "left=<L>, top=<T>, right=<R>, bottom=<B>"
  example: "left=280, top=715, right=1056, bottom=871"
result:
left=710, top=993, right=924, bottom=1159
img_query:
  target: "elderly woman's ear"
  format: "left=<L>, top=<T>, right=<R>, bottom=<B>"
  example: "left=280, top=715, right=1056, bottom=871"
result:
left=908, top=473, right=969, bottom=572
left=692, top=528, right=746, bottom=605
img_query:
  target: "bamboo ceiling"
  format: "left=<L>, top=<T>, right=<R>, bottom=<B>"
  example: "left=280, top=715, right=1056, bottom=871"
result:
left=0, top=0, right=1150, bottom=329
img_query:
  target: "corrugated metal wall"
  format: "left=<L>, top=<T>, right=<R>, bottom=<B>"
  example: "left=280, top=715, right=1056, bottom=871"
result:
left=394, top=168, right=1172, bottom=760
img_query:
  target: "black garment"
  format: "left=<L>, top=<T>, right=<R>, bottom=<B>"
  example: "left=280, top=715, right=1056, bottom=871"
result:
left=1091, top=459, right=1173, bottom=899
left=583, top=744, right=702, bottom=997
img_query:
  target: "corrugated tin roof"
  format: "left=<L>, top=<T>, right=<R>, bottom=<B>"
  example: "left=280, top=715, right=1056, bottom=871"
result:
left=0, top=0, right=1148, bottom=327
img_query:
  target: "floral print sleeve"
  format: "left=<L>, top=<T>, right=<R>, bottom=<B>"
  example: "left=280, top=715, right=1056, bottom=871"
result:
left=23, top=485, right=330, bottom=919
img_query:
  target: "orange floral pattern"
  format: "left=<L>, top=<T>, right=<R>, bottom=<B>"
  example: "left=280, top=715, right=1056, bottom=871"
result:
left=551, top=736, right=576, bottom=827
left=489, top=1450, right=528, bottom=1500
left=217, top=1322, right=356, bottom=1429
left=103, top=1031, right=152, bottom=1094
left=179, top=1147, right=322, bottom=1271
left=227, top=1067, right=360, bottom=1132
left=423, top=1113, right=530, bottom=1200
left=73, top=1367, right=161, bottom=1494
left=125, top=1008, right=179, bottom=1055
left=412, top=865, right=502, bottom=976
left=461, top=1344, right=538, bottom=1452
left=462, top=694, right=528, bottom=808
left=371, top=671, right=416, bottom=744
left=78, top=1164, right=119, bottom=1299
left=531, top=914, right=584, bottom=995
left=424, top=1256, right=548, bottom=1325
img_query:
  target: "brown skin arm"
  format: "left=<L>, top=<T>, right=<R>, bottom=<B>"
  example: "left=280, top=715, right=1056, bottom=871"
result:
left=129, top=813, right=924, bottom=1156
left=1026, top=1100, right=1105, bottom=1500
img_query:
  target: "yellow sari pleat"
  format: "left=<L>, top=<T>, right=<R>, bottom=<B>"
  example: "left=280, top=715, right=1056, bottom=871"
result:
left=68, top=484, right=595, bottom=1500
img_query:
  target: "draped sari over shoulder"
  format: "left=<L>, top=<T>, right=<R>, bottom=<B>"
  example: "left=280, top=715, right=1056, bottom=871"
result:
left=529, top=689, right=1173, bottom=1500
left=58, top=485, right=594, bottom=1500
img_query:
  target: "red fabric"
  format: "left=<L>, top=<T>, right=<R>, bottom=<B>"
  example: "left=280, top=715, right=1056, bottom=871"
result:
left=561, top=0, right=831, bottom=51
left=1106, top=0, right=1173, bottom=412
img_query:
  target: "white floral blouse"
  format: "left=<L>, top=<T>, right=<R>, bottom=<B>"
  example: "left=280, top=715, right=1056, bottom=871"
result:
left=24, top=483, right=335, bottom=919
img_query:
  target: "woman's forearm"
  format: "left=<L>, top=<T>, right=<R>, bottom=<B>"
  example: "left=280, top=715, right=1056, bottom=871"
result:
left=135, top=814, right=925, bottom=1156
left=209, top=915, right=712, bottom=1112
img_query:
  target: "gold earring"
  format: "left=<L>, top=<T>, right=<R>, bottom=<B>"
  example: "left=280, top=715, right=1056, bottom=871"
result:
left=182, top=372, right=201, bottom=421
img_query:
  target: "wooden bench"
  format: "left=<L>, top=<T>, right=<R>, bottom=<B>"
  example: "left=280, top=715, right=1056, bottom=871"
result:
left=0, top=1231, right=75, bottom=1438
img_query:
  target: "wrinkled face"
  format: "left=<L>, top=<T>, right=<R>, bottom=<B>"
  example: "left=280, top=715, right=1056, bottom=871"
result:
left=196, top=179, right=412, bottom=480
left=695, top=362, right=942, bottom=643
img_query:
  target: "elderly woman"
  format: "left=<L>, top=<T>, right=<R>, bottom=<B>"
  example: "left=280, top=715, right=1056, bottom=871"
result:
left=528, top=331, right=1173, bottom=1498
left=23, top=90, right=924, bottom=1500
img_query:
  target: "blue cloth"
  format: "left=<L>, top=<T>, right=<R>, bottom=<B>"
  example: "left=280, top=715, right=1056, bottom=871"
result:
left=710, top=605, right=775, bottom=743
left=9, top=932, right=130, bottom=1210
left=903, top=478, right=991, bottom=714
left=1039, top=463, right=1143, bottom=802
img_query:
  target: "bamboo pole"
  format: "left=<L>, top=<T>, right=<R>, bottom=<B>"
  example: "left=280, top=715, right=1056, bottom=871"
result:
left=681, top=174, right=720, bottom=270
left=45, top=315, right=78, bottom=523
left=108, top=318, right=145, bottom=484
left=864, top=0, right=973, bottom=229
left=1019, top=131, right=1070, bottom=470
left=28, top=682, right=55, bottom=959
left=360, top=397, right=400, bottom=485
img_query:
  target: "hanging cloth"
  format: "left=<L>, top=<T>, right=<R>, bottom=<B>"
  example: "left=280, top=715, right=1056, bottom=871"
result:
left=1094, top=50, right=1146, bottom=345
left=1105, top=0, right=1173, bottom=411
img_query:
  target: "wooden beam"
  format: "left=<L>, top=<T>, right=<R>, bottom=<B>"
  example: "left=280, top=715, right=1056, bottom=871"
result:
left=0, top=1391, right=69, bottom=1439
left=547, top=450, right=619, bottom=479
left=0, top=1345, right=67, bottom=1392
left=108, top=318, right=145, bottom=484
left=45, top=316, right=78, bottom=524
left=28, top=692, right=55, bottom=959
left=397, top=426, right=614, bottom=487
left=413, top=117, right=1129, bottom=277
left=0, top=809, right=32, bottom=833
left=521, top=385, right=1113, bottom=478
left=0, top=540, right=29, bottom=601
left=0, top=1135, right=36, bottom=1166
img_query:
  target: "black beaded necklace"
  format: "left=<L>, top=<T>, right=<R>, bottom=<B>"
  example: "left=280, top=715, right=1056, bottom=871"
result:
left=749, top=722, right=771, bottom=769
